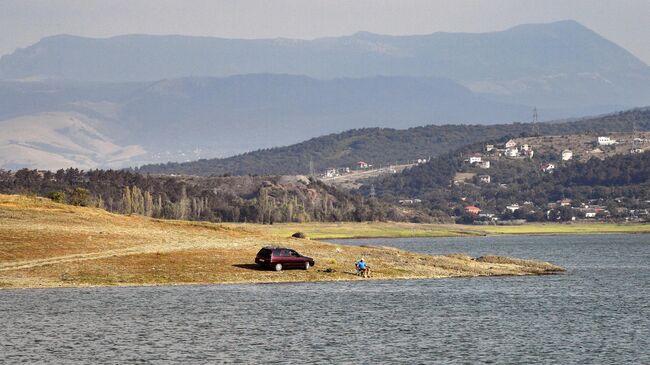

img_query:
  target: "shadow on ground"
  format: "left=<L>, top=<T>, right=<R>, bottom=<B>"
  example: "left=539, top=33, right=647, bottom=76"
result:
left=232, top=264, right=267, bottom=271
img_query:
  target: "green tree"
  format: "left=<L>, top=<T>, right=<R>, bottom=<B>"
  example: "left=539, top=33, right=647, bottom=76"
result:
left=144, top=191, right=154, bottom=217
left=49, top=191, right=66, bottom=203
left=122, top=186, right=132, bottom=214
left=68, top=188, right=91, bottom=206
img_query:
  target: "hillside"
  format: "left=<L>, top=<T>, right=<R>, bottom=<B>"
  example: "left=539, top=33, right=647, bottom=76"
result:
left=511, top=132, right=650, bottom=163
left=0, top=112, right=145, bottom=170
left=0, top=169, right=416, bottom=224
left=0, top=195, right=564, bottom=288
left=2, top=21, right=649, bottom=112
left=0, top=75, right=530, bottom=170
left=368, top=137, right=650, bottom=222
left=136, top=108, right=650, bottom=176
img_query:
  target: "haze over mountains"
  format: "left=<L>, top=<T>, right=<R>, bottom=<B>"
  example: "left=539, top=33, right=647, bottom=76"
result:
left=1, top=20, right=650, bottom=170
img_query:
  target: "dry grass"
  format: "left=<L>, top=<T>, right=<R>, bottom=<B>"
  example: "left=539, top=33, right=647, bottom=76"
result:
left=225, top=221, right=650, bottom=240
left=229, top=221, right=486, bottom=239
left=0, top=194, right=564, bottom=289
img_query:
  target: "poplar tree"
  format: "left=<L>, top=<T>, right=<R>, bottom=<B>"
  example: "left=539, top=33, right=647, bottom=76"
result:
left=144, top=191, right=153, bottom=217
left=131, top=186, right=145, bottom=215
left=122, top=186, right=132, bottom=214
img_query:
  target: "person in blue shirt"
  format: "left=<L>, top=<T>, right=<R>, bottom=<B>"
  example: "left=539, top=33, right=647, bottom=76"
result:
left=356, top=258, right=369, bottom=277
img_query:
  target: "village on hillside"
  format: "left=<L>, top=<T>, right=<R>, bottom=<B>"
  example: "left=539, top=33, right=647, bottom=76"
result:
left=447, top=133, right=650, bottom=224
left=455, top=132, right=650, bottom=183
left=314, top=133, right=650, bottom=224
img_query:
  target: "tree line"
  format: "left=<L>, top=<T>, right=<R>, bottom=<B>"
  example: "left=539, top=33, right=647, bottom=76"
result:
left=0, top=169, right=409, bottom=223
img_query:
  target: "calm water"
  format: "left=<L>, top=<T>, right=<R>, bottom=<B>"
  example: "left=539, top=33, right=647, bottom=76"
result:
left=1, top=234, right=649, bottom=364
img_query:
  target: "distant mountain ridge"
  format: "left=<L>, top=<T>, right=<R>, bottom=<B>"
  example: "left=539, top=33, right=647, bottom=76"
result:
left=2, top=21, right=647, bottom=81
left=2, top=20, right=650, bottom=111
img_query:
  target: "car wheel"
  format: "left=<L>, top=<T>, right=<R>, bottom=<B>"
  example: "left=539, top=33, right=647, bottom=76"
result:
left=304, top=262, right=310, bottom=270
left=274, top=263, right=283, bottom=272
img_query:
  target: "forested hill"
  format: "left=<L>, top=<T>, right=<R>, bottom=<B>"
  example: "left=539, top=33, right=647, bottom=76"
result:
left=367, top=140, right=650, bottom=222
left=0, top=169, right=406, bottom=224
left=135, top=108, right=650, bottom=176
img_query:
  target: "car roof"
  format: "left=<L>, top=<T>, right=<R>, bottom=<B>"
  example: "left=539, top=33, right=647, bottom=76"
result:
left=262, top=246, right=293, bottom=250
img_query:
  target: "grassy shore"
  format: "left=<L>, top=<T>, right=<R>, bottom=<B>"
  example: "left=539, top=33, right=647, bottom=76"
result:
left=233, top=221, right=650, bottom=240
left=0, top=195, right=563, bottom=289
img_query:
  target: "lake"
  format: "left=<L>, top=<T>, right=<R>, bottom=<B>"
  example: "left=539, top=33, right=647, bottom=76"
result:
left=1, top=234, right=649, bottom=364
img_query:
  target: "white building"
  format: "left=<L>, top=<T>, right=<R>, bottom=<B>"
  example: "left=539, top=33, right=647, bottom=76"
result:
left=479, top=161, right=491, bottom=169
left=598, top=136, right=617, bottom=146
left=506, top=204, right=520, bottom=213
left=561, top=149, right=573, bottom=161
left=505, top=139, right=517, bottom=149
left=505, top=148, right=519, bottom=158
left=325, top=168, right=338, bottom=178
left=399, top=199, right=422, bottom=205
left=478, top=175, right=491, bottom=183
left=485, top=144, right=494, bottom=152
left=469, top=155, right=482, bottom=164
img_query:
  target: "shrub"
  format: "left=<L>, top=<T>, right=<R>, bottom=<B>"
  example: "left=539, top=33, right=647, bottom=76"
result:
left=49, top=191, right=66, bottom=203
left=68, top=187, right=91, bottom=206
left=291, top=232, right=307, bottom=239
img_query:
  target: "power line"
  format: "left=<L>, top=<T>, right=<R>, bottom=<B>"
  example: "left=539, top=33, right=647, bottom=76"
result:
left=532, top=107, right=540, bottom=136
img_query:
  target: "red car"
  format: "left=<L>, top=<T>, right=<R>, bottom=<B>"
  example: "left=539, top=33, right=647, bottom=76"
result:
left=255, top=247, right=315, bottom=271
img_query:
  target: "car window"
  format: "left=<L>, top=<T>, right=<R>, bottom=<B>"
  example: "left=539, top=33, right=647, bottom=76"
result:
left=257, top=248, right=272, bottom=258
left=290, top=250, right=301, bottom=257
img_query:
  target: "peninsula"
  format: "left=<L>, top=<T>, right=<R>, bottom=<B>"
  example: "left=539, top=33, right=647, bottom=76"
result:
left=0, top=195, right=563, bottom=289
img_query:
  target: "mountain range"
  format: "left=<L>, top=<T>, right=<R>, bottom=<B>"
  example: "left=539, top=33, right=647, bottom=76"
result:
left=1, top=20, right=649, bottom=170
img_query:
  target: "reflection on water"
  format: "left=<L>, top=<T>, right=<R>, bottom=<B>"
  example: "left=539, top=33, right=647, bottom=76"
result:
left=1, top=234, right=649, bottom=363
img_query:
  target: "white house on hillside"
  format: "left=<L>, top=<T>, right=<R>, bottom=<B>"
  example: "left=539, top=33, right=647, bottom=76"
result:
left=562, top=149, right=573, bottom=161
left=505, top=139, right=517, bottom=149
left=506, top=204, right=520, bottom=213
left=325, top=168, right=338, bottom=177
left=469, top=155, right=482, bottom=164
left=598, top=136, right=617, bottom=146
left=478, top=175, right=491, bottom=183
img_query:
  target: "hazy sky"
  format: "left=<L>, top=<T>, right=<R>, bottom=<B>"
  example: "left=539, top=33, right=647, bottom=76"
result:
left=2, top=0, right=649, bottom=63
